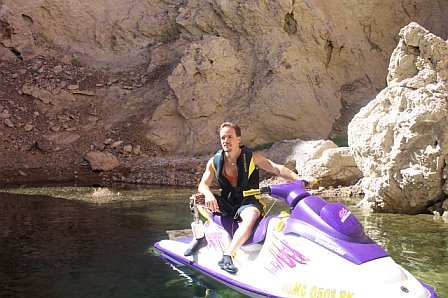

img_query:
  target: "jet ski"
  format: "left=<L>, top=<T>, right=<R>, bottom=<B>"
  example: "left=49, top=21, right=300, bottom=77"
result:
left=154, top=180, right=438, bottom=297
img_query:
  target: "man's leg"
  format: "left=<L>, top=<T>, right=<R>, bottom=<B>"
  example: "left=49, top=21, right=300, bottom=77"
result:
left=225, top=207, right=260, bottom=255
left=218, top=206, right=261, bottom=273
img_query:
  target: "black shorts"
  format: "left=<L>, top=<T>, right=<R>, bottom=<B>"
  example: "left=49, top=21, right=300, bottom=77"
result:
left=216, top=194, right=264, bottom=219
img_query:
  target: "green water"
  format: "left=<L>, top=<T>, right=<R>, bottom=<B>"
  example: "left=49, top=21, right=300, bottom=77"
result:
left=354, top=209, right=447, bottom=295
left=0, top=186, right=446, bottom=297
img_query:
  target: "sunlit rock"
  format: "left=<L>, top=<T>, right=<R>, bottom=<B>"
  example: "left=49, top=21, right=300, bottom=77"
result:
left=348, top=22, right=448, bottom=214
left=305, top=147, right=362, bottom=188
left=265, top=139, right=361, bottom=187
left=85, top=151, right=120, bottom=172
left=146, top=0, right=448, bottom=154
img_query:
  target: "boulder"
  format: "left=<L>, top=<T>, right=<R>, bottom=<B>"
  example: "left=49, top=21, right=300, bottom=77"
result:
left=85, top=151, right=120, bottom=172
left=348, top=22, right=448, bottom=214
left=304, top=147, right=362, bottom=188
left=265, top=139, right=361, bottom=187
left=266, top=139, right=337, bottom=168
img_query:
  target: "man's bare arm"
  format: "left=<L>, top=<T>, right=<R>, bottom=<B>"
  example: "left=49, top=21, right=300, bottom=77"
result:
left=253, top=151, right=302, bottom=181
left=198, top=158, right=220, bottom=212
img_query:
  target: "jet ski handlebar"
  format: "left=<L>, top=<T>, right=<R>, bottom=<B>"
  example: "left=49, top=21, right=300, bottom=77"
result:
left=243, top=180, right=316, bottom=208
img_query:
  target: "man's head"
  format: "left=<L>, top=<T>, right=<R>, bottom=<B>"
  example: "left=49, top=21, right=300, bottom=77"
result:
left=219, top=122, right=241, bottom=152
left=219, top=122, right=241, bottom=137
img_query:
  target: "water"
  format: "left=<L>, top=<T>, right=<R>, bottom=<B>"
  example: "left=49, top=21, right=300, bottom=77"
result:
left=0, top=187, right=446, bottom=298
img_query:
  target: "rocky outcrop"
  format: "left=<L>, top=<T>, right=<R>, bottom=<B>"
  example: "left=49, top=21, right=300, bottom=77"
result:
left=0, top=5, right=38, bottom=60
left=2, top=0, right=447, bottom=155
left=146, top=0, right=448, bottom=154
left=0, top=0, right=181, bottom=69
left=1, top=1, right=448, bottom=218
left=348, top=23, right=448, bottom=214
left=265, top=139, right=361, bottom=187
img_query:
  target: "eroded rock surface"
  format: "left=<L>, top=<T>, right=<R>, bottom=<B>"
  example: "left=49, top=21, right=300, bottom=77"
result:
left=348, top=22, right=448, bottom=214
left=0, top=1, right=447, bottom=217
left=2, top=0, right=447, bottom=155
left=146, top=0, right=448, bottom=153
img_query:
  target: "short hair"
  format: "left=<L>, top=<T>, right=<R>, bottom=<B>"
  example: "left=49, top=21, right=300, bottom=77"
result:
left=219, top=122, right=241, bottom=137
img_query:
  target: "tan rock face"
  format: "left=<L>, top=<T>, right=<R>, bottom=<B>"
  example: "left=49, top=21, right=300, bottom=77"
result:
left=1, top=0, right=447, bottom=158
left=147, top=0, right=448, bottom=153
left=1, top=0, right=180, bottom=69
left=348, top=23, right=448, bottom=214
left=0, top=5, right=37, bottom=59
left=171, top=36, right=242, bottom=119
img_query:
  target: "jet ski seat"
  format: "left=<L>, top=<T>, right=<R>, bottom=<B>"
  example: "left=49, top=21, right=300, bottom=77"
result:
left=212, top=214, right=277, bottom=246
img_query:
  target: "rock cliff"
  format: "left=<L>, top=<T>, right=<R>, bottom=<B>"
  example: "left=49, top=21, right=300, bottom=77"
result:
left=2, top=0, right=447, bottom=154
left=147, top=0, right=448, bottom=154
left=348, top=22, right=448, bottom=214
left=0, top=0, right=447, bottom=208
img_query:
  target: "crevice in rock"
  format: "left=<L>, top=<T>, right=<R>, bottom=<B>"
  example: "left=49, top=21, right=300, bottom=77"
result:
left=28, top=142, right=42, bottom=154
left=0, top=20, right=24, bottom=60
left=8, top=46, right=23, bottom=60
left=401, top=1, right=417, bottom=18
left=363, top=23, right=382, bottom=52
left=21, top=14, right=34, bottom=26
left=0, top=19, right=12, bottom=38
left=325, top=40, right=333, bottom=68
left=283, top=12, right=297, bottom=35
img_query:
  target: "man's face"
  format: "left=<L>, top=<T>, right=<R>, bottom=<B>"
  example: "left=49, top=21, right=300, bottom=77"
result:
left=220, top=126, right=240, bottom=152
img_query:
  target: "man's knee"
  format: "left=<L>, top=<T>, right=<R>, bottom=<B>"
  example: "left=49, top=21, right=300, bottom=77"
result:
left=240, top=207, right=261, bottom=224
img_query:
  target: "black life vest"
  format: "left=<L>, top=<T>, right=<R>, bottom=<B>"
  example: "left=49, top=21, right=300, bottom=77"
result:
left=211, top=146, right=259, bottom=199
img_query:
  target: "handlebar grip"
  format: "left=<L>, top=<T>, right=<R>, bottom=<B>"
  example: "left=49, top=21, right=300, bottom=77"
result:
left=242, top=189, right=261, bottom=197
left=260, top=186, right=271, bottom=195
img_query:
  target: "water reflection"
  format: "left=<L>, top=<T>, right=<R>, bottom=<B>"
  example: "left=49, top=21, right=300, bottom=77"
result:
left=354, top=210, right=448, bottom=295
left=0, top=187, right=446, bottom=298
left=0, top=189, right=198, bottom=298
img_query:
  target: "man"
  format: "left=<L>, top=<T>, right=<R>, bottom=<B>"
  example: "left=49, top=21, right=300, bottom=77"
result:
left=186, top=122, right=302, bottom=274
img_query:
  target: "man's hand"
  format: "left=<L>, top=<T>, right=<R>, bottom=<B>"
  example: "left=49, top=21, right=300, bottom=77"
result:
left=205, top=193, right=220, bottom=213
left=305, top=178, right=319, bottom=189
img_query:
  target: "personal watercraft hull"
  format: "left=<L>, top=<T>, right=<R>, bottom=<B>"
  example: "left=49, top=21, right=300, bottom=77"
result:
left=155, top=217, right=437, bottom=298
left=154, top=181, right=438, bottom=297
